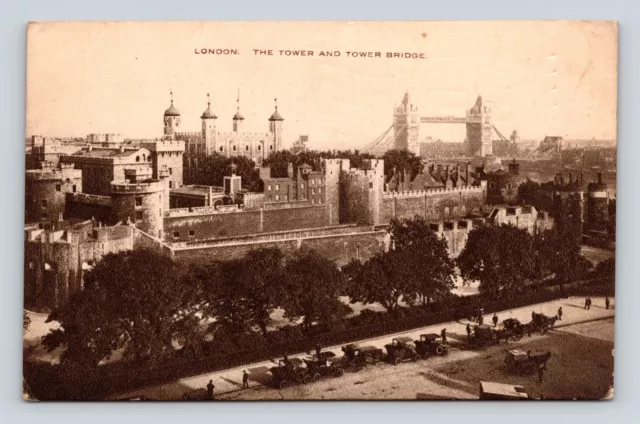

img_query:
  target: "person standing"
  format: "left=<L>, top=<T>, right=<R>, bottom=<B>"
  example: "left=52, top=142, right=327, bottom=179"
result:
left=584, top=298, right=589, bottom=309
left=242, top=370, right=250, bottom=389
left=206, top=379, right=215, bottom=400
left=315, top=343, right=322, bottom=360
left=492, top=313, right=498, bottom=327
left=441, top=328, right=447, bottom=344
left=537, top=363, right=545, bottom=384
left=557, top=307, right=563, bottom=321
left=466, top=323, right=472, bottom=342
left=605, top=297, right=610, bottom=310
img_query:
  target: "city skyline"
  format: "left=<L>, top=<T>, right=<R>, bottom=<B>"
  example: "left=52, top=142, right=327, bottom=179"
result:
left=26, top=21, right=618, bottom=149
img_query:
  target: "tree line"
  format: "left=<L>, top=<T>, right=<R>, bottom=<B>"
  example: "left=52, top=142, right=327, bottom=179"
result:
left=41, top=214, right=592, bottom=368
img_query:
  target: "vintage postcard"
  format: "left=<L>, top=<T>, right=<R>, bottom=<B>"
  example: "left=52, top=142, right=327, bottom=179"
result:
left=23, top=21, right=617, bottom=401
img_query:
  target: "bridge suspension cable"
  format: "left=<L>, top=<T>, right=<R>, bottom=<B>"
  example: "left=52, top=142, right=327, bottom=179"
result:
left=363, top=123, right=394, bottom=154
left=492, top=125, right=509, bottom=142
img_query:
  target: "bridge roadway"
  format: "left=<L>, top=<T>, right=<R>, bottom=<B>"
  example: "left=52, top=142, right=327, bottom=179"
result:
left=110, top=295, right=615, bottom=400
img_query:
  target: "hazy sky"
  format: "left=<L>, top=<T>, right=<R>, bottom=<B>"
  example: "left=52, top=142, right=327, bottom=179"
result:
left=26, top=21, right=618, bottom=150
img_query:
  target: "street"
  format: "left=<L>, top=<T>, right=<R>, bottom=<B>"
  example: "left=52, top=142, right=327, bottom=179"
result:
left=111, top=295, right=615, bottom=401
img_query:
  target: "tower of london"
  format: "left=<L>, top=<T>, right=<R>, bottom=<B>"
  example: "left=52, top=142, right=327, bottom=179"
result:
left=164, top=92, right=284, bottom=183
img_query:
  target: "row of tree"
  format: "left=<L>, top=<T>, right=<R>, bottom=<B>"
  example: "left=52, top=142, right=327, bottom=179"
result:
left=42, top=215, right=587, bottom=368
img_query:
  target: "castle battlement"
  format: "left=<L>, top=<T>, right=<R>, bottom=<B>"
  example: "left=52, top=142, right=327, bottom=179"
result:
left=26, top=166, right=82, bottom=181
left=111, top=180, right=165, bottom=194
left=382, top=184, right=486, bottom=199
left=65, top=192, right=112, bottom=206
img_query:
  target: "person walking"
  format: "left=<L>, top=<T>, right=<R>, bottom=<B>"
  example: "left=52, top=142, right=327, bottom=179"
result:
left=537, top=363, right=546, bottom=384
left=584, top=297, right=589, bottom=309
left=242, top=370, right=250, bottom=389
left=588, top=297, right=592, bottom=310
left=492, top=313, right=499, bottom=327
left=466, top=323, right=472, bottom=342
left=441, top=328, right=447, bottom=344
left=315, top=343, right=322, bottom=359
left=605, top=297, right=610, bottom=310
left=557, top=307, right=563, bottom=321
left=206, top=379, right=215, bottom=400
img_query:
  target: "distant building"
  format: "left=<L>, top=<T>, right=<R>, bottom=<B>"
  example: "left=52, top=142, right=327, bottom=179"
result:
left=539, top=136, right=564, bottom=153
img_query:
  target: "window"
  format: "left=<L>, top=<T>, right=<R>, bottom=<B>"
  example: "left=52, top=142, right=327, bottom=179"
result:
left=284, top=194, right=288, bottom=201
left=189, top=230, right=195, bottom=237
left=275, top=184, right=280, bottom=190
left=369, top=182, right=373, bottom=189
left=169, top=181, right=173, bottom=189
left=312, top=199, right=315, bottom=204
left=318, top=198, right=322, bottom=204
left=312, top=188, right=315, bottom=194
left=72, top=185, right=77, bottom=193
left=245, top=145, right=249, bottom=151
left=135, top=197, right=142, bottom=207
left=136, top=156, right=140, bottom=162
left=300, top=183, right=305, bottom=189
left=269, top=145, right=274, bottom=151
left=258, top=145, right=261, bottom=151
left=135, top=211, right=143, bottom=221
left=311, top=179, right=314, bottom=185
left=41, top=199, right=47, bottom=207
left=173, top=231, right=180, bottom=239
left=233, top=145, right=237, bottom=151
left=169, top=168, right=173, bottom=175
left=275, top=194, right=280, bottom=201
left=318, top=187, right=322, bottom=194
left=268, top=184, right=272, bottom=191
left=220, top=146, right=224, bottom=152
left=55, top=184, right=61, bottom=192
left=142, top=154, right=146, bottom=161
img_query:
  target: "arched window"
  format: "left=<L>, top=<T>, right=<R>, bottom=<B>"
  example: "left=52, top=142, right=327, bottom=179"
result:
left=233, top=145, right=237, bottom=152
left=245, top=145, right=249, bottom=151
left=258, top=145, right=262, bottom=151
left=269, top=144, right=274, bottom=151
left=136, top=156, right=140, bottom=162
left=219, top=146, right=224, bottom=152
left=142, top=154, right=146, bottom=162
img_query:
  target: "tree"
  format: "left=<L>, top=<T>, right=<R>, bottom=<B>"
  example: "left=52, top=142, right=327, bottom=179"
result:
left=191, top=153, right=262, bottom=192
left=281, top=250, right=346, bottom=332
left=388, top=217, right=456, bottom=306
left=42, top=249, right=204, bottom=367
left=457, top=225, right=536, bottom=297
left=344, top=251, right=416, bottom=313
left=381, top=149, right=422, bottom=179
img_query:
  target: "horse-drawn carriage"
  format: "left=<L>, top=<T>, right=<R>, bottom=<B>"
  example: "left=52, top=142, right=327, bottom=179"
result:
left=469, top=324, right=499, bottom=348
left=494, top=318, right=525, bottom=342
left=385, top=337, right=421, bottom=364
left=504, top=349, right=552, bottom=375
left=528, top=312, right=559, bottom=335
left=415, top=333, right=449, bottom=357
left=341, top=343, right=384, bottom=369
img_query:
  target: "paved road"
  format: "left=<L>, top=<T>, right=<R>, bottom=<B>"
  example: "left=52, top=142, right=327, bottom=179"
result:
left=110, top=296, right=615, bottom=400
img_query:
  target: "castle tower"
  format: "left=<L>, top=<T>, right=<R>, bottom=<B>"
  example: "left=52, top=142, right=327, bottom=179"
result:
left=201, top=93, right=218, bottom=155
left=224, top=162, right=242, bottom=203
left=268, top=98, right=284, bottom=155
left=110, top=179, right=166, bottom=239
left=393, top=92, right=420, bottom=153
left=163, top=91, right=181, bottom=139
left=232, top=89, right=245, bottom=133
left=466, top=95, right=493, bottom=157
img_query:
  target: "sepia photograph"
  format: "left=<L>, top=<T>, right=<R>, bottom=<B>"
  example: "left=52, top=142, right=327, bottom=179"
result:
left=22, top=21, right=617, bottom=401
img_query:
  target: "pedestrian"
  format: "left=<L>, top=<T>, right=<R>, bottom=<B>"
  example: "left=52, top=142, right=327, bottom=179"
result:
left=441, top=328, right=447, bottom=344
left=242, top=370, right=249, bottom=389
left=206, top=379, right=215, bottom=400
left=492, top=313, right=498, bottom=327
left=557, top=307, right=563, bottom=321
left=537, top=363, right=545, bottom=384
left=466, top=323, right=471, bottom=341
left=532, top=311, right=536, bottom=321
left=315, top=343, right=322, bottom=359
left=605, top=297, right=610, bottom=310
left=587, top=297, right=592, bottom=310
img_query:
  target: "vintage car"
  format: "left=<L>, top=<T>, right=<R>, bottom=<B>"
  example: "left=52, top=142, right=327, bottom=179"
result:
left=415, top=333, right=449, bottom=357
left=303, top=351, right=344, bottom=381
left=385, top=337, right=420, bottom=364
left=269, top=357, right=310, bottom=389
left=341, top=343, right=385, bottom=368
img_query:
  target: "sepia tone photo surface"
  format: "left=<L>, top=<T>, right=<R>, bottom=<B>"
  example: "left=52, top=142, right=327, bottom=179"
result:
left=23, top=21, right=617, bottom=401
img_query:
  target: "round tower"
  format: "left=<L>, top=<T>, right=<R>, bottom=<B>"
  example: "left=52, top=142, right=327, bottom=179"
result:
left=201, top=93, right=217, bottom=155
left=268, top=98, right=284, bottom=155
left=110, top=179, right=166, bottom=239
left=163, top=91, right=181, bottom=139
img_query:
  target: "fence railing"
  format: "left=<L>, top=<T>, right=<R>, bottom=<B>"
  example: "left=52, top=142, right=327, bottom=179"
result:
left=24, top=276, right=614, bottom=400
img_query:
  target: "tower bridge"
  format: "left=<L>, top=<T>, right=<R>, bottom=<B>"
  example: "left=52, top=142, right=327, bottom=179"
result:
left=365, top=92, right=513, bottom=158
